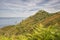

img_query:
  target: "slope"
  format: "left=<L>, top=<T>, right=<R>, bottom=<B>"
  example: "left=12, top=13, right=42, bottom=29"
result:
left=0, top=10, right=60, bottom=37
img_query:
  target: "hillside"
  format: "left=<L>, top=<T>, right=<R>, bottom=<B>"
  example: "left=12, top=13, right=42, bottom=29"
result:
left=0, top=10, right=60, bottom=37
left=41, top=12, right=60, bottom=26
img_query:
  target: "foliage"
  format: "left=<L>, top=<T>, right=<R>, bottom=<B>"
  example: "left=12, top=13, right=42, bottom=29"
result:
left=0, top=24, right=60, bottom=40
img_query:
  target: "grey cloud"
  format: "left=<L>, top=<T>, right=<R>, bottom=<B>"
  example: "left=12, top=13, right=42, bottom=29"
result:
left=0, top=0, right=60, bottom=17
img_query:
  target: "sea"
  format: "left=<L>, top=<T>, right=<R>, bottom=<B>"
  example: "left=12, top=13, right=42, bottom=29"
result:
left=0, top=17, right=26, bottom=28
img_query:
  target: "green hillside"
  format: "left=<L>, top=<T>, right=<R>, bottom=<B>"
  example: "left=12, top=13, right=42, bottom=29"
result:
left=41, top=12, right=60, bottom=26
left=0, top=10, right=60, bottom=40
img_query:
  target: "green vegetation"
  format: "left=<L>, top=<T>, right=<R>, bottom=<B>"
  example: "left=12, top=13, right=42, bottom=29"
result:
left=0, top=10, right=60, bottom=40
left=0, top=24, right=60, bottom=40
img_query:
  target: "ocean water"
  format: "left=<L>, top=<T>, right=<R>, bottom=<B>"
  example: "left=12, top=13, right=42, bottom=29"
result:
left=0, top=17, right=25, bottom=28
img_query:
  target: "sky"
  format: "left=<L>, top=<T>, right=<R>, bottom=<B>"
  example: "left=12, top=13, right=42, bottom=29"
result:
left=0, top=0, right=60, bottom=17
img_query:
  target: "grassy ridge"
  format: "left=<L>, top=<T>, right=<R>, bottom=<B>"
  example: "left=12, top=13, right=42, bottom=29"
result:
left=0, top=10, right=60, bottom=40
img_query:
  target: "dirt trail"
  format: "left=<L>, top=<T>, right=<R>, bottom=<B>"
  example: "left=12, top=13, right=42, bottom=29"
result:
left=42, top=13, right=60, bottom=25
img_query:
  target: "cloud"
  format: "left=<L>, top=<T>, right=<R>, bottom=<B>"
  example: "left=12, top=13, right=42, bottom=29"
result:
left=0, top=0, right=60, bottom=17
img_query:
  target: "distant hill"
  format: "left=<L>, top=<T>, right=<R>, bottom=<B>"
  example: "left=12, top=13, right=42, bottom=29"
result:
left=0, top=10, right=60, bottom=37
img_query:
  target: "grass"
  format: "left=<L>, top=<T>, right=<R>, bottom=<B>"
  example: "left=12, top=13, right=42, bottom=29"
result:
left=0, top=24, right=60, bottom=40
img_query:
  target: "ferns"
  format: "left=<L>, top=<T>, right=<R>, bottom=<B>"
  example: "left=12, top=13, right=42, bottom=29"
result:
left=0, top=25, right=60, bottom=40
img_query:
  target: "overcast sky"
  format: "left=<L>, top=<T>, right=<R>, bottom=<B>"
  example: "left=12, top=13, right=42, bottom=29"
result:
left=0, top=0, right=60, bottom=17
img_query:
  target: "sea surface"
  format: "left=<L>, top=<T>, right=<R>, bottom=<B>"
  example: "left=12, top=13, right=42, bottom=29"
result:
left=0, top=17, right=25, bottom=28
